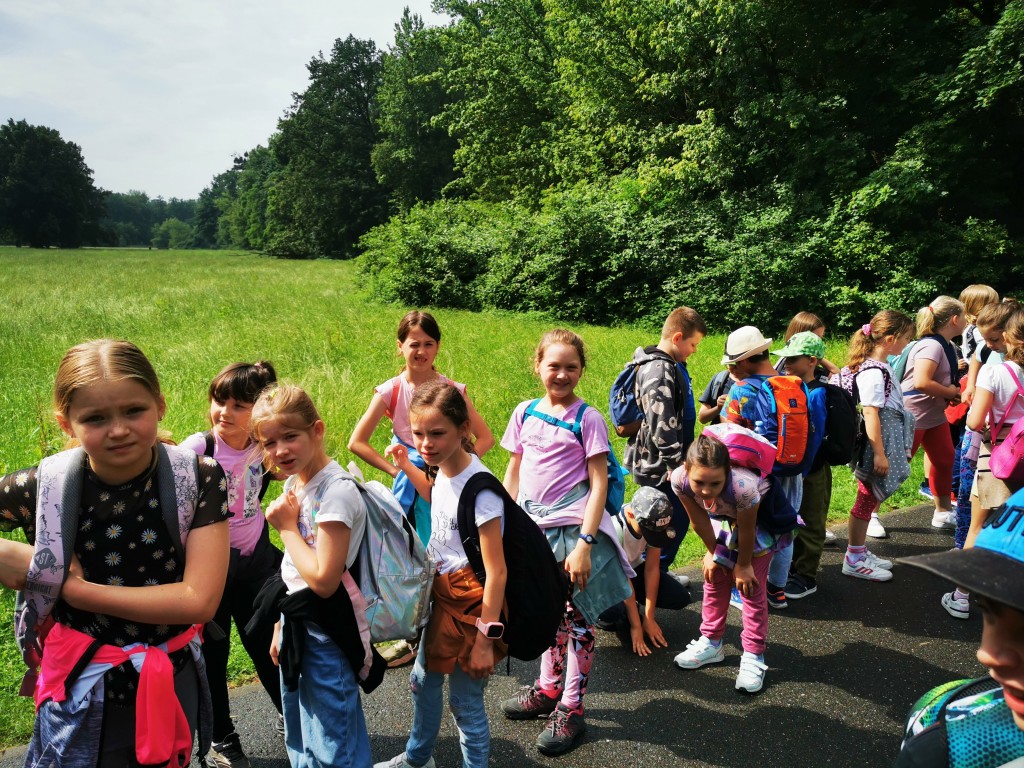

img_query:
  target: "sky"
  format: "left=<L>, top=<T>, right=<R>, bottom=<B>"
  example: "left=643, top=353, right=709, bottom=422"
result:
left=0, top=1, right=450, bottom=200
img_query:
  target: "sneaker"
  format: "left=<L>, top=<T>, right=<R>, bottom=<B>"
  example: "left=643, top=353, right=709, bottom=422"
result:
left=842, top=555, right=893, bottom=582
left=919, top=480, right=933, bottom=500
left=735, top=654, right=768, bottom=694
left=206, top=733, right=251, bottom=768
left=729, top=587, right=744, bottom=611
left=864, top=550, right=893, bottom=570
left=275, top=713, right=285, bottom=737
left=931, top=510, right=956, bottom=529
left=669, top=572, right=691, bottom=588
left=941, top=591, right=970, bottom=620
left=500, top=684, right=560, bottom=720
left=866, top=513, right=887, bottom=539
left=783, top=573, right=817, bottom=600
left=374, top=754, right=436, bottom=768
left=536, top=703, right=586, bottom=756
left=766, top=583, right=788, bottom=609
left=674, top=636, right=726, bottom=669
left=823, top=529, right=838, bottom=546
left=380, top=639, right=417, bottom=668
left=594, top=615, right=628, bottom=632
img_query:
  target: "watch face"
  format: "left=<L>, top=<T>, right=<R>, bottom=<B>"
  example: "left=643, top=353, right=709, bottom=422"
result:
left=486, top=624, right=503, bottom=639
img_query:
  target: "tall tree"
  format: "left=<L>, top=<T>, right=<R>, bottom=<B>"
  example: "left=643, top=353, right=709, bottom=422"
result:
left=0, top=119, right=106, bottom=247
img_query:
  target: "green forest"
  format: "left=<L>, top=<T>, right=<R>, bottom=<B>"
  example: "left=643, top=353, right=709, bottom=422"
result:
left=2, top=0, right=1022, bottom=329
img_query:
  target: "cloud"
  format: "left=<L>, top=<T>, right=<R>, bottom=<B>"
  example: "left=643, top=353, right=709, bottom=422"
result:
left=0, top=0, right=448, bottom=199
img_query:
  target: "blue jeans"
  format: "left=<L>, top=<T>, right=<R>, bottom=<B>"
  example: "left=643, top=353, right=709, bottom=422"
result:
left=282, top=619, right=371, bottom=768
left=768, top=474, right=804, bottom=587
left=405, top=641, right=490, bottom=768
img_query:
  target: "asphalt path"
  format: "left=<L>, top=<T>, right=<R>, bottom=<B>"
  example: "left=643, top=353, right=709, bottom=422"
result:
left=0, top=503, right=982, bottom=767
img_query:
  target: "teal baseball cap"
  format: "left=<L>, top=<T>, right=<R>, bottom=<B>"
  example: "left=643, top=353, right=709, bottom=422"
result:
left=771, top=331, right=826, bottom=361
left=901, top=487, right=1024, bottom=612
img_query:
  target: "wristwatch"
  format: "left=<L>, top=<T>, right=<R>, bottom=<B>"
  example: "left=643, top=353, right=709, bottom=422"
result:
left=475, top=617, right=504, bottom=639
left=578, top=533, right=595, bottom=545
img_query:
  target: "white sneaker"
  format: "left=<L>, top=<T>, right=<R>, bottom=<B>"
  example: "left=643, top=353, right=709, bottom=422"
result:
left=374, top=754, right=436, bottom=768
left=674, top=636, right=725, bottom=669
left=735, top=653, right=768, bottom=694
left=863, top=550, right=893, bottom=570
left=866, top=513, right=887, bottom=539
left=842, top=555, right=893, bottom=582
left=669, top=572, right=691, bottom=588
left=931, top=510, right=956, bottom=529
left=941, top=591, right=970, bottom=619
left=824, top=529, right=838, bottom=545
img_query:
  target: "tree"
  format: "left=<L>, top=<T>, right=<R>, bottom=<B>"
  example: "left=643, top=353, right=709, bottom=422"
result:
left=0, top=119, right=106, bottom=247
left=151, top=217, right=193, bottom=249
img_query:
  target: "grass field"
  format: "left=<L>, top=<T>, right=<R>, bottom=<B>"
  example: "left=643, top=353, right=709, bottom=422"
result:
left=0, top=247, right=928, bottom=746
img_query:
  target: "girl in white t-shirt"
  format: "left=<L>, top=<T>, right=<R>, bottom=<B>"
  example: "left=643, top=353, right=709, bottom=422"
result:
left=179, top=361, right=282, bottom=762
left=376, top=381, right=507, bottom=768
left=349, top=311, right=493, bottom=546
left=251, top=384, right=372, bottom=768
left=837, top=310, right=916, bottom=582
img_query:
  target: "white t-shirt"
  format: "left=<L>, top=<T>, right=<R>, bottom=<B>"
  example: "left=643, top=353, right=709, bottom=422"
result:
left=975, top=361, right=1024, bottom=427
left=280, top=460, right=366, bottom=594
left=612, top=514, right=648, bottom=569
left=428, top=454, right=505, bottom=575
left=857, top=366, right=904, bottom=410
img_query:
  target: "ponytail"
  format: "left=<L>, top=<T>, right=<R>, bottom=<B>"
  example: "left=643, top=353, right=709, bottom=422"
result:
left=916, top=296, right=964, bottom=338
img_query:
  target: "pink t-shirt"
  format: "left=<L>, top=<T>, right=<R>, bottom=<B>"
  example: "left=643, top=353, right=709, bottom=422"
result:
left=500, top=398, right=610, bottom=521
left=902, top=338, right=954, bottom=429
left=374, top=374, right=467, bottom=445
left=180, top=431, right=266, bottom=557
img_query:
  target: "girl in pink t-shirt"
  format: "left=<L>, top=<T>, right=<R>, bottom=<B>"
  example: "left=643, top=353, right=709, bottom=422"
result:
left=349, top=311, right=493, bottom=548
left=499, top=329, right=629, bottom=756
left=179, top=360, right=283, bottom=763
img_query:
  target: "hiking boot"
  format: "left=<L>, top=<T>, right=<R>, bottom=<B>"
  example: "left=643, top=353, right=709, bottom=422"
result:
left=735, top=653, right=768, bottom=694
left=380, top=639, right=417, bottom=668
left=206, top=733, right=251, bottom=768
left=783, top=573, right=817, bottom=600
left=866, top=512, right=887, bottom=539
left=931, top=510, right=956, bottom=529
left=536, top=703, right=586, bottom=756
left=500, top=684, right=560, bottom=720
left=374, top=754, right=436, bottom=768
left=674, top=636, right=725, bottom=669
left=823, top=529, right=838, bottom=546
left=729, top=586, right=744, bottom=611
left=767, top=583, right=788, bottom=609
left=941, top=591, right=970, bottom=620
left=842, top=555, right=893, bottom=582
left=864, top=550, right=893, bottom=570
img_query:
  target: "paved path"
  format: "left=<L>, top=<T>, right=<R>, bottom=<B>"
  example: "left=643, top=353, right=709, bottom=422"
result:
left=0, top=503, right=981, bottom=767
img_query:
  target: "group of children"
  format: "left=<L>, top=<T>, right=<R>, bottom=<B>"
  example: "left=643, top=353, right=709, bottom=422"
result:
left=0, top=286, right=1022, bottom=768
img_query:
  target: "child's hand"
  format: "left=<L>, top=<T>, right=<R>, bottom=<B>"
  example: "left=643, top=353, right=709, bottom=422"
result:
left=466, top=634, right=496, bottom=679
left=565, top=544, right=593, bottom=589
left=716, top=394, right=728, bottom=410
left=963, top=384, right=975, bottom=405
left=702, top=552, right=719, bottom=583
left=630, top=624, right=652, bottom=656
left=270, top=621, right=281, bottom=667
left=383, top=444, right=411, bottom=477
left=873, top=452, right=889, bottom=477
left=958, top=357, right=969, bottom=373
left=734, top=563, right=758, bottom=597
left=0, top=538, right=32, bottom=590
left=266, top=489, right=300, bottom=532
left=642, top=616, right=668, bottom=649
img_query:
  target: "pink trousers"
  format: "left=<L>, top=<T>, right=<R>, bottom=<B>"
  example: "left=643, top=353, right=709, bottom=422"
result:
left=700, top=552, right=773, bottom=655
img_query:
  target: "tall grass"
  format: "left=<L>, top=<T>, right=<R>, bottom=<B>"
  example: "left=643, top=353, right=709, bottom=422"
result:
left=0, top=247, right=926, bottom=745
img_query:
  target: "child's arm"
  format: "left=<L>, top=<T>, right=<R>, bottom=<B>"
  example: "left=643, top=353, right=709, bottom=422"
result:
left=733, top=502, right=757, bottom=597
left=267, top=489, right=350, bottom=599
left=348, top=395, right=399, bottom=479
left=820, top=358, right=840, bottom=376
left=625, top=580, right=652, bottom=656
left=640, top=549, right=667, bottom=649
left=62, top=520, right=229, bottom=624
left=964, top=355, right=983, bottom=404
left=862, top=406, right=888, bottom=476
left=466, top=516, right=506, bottom=679
left=966, top=388, right=994, bottom=433
left=563, top=452, right=607, bottom=589
left=465, top=395, right=495, bottom=457
left=680, top=495, right=722, bottom=585
left=383, top=443, right=433, bottom=501
left=912, top=358, right=959, bottom=402
left=0, top=537, right=32, bottom=590
left=502, top=452, right=522, bottom=500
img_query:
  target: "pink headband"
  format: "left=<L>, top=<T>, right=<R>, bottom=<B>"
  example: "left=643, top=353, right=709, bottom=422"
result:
left=861, top=324, right=872, bottom=337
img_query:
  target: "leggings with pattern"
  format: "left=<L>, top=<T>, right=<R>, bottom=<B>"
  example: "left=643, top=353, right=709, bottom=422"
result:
left=538, top=599, right=594, bottom=710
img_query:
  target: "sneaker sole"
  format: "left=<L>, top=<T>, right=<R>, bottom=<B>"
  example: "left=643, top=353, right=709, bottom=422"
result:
left=842, top=563, right=893, bottom=582
left=536, top=722, right=587, bottom=756
left=501, top=701, right=559, bottom=720
left=767, top=599, right=788, bottom=609
left=674, top=649, right=726, bottom=670
left=931, top=521, right=956, bottom=529
left=784, top=585, right=817, bottom=599
left=942, top=600, right=970, bottom=620
left=866, top=529, right=888, bottom=539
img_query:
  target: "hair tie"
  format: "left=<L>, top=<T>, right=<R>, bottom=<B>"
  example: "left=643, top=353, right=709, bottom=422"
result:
left=861, top=323, right=872, bottom=337
left=927, top=305, right=935, bottom=314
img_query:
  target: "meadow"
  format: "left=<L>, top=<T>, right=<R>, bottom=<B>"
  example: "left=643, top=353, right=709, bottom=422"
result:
left=0, top=247, right=927, bottom=745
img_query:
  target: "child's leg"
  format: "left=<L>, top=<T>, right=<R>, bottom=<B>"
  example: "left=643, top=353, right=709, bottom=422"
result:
left=204, top=592, right=235, bottom=742
left=448, top=662, right=491, bottom=768
left=538, top=603, right=571, bottom=696
left=792, top=465, right=832, bottom=579
left=404, top=643, right=445, bottom=767
left=954, top=432, right=977, bottom=549
left=739, top=553, right=773, bottom=656
left=921, top=424, right=955, bottom=511
left=232, top=560, right=284, bottom=716
left=560, top=602, right=595, bottom=710
left=698, top=559, right=733, bottom=643
left=846, top=481, right=879, bottom=548
left=767, top=474, right=802, bottom=587
left=290, top=622, right=371, bottom=768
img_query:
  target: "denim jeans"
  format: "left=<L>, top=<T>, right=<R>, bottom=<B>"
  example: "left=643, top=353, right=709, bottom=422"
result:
left=281, top=619, right=371, bottom=768
left=405, top=641, right=490, bottom=768
left=768, top=474, right=803, bottom=587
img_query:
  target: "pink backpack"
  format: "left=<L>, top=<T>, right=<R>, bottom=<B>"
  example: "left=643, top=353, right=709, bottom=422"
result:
left=989, top=363, right=1024, bottom=486
left=702, top=422, right=776, bottom=477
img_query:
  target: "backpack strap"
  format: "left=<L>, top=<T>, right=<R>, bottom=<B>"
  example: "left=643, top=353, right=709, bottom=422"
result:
left=202, top=430, right=215, bottom=457
left=523, top=399, right=586, bottom=445
left=980, top=344, right=993, bottom=364
left=156, top=443, right=201, bottom=567
left=384, top=379, right=401, bottom=422
left=990, top=362, right=1024, bottom=441
left=456, top=472, right=507, bottom=584
left=851, top=360, right=893, bottom=405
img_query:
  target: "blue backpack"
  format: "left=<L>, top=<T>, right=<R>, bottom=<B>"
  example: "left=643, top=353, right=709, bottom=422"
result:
left=523, top=399, right=627, bottom=515
left=608, top=361, right=644, bottom=437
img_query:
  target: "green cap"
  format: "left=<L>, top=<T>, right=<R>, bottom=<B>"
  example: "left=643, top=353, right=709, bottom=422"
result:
left=771, top=331, right=826, bottom=360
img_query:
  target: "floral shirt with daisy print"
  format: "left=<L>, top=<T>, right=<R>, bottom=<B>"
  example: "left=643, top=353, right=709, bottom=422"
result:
left=0, top=449, right=228, bottom=702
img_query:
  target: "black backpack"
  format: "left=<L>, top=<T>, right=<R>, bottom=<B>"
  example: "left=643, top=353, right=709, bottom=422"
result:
left=809, top=383, right=859, bottom=466
left=457, top=472, right=569, bottom=661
